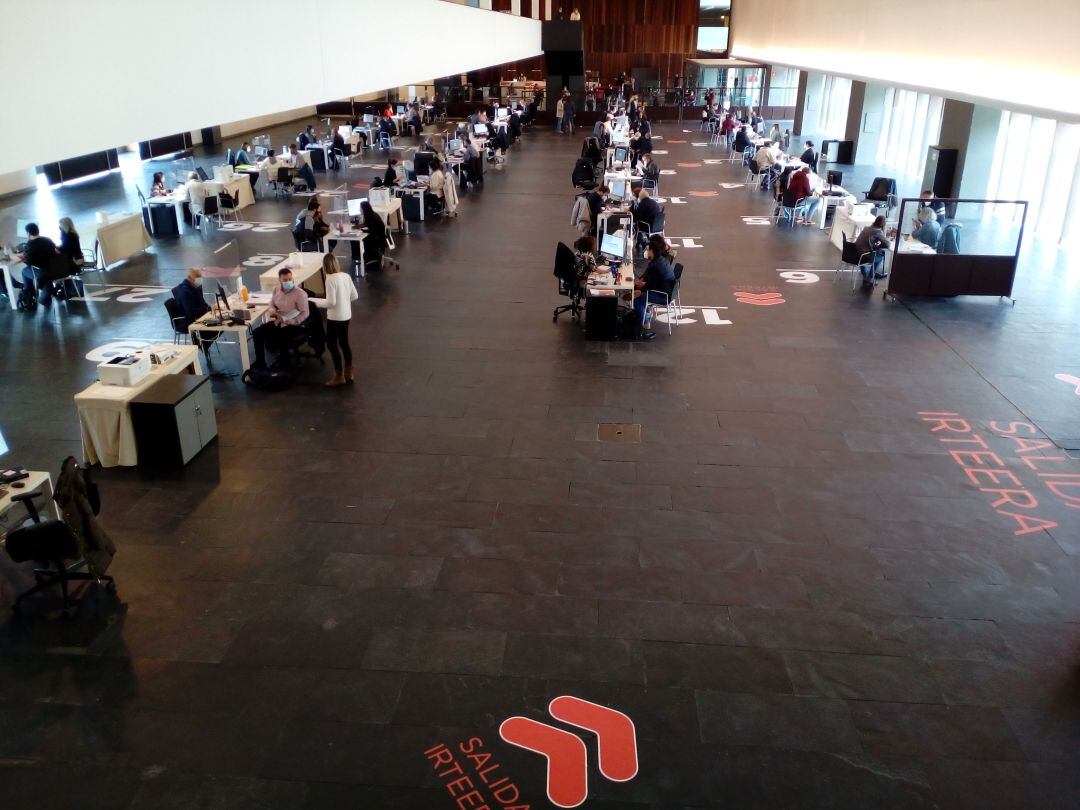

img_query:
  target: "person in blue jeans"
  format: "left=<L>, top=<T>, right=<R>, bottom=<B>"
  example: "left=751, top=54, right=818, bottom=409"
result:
left=854, top=214, right=890, bottom=284
left=633, top=235, right=675, bottom=341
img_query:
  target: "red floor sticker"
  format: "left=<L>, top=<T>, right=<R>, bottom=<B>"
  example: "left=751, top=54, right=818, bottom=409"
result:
left=734, top=291, right=785, bottom=305
left=499, top=696, right=639, bottom=808
left=676, top=162, right=701, bottom=168
left=688, top=190, right=718, bottom=197
left=1054, top=373, right=1080, bottom=395
left=667, top=139, right=687, bottom=144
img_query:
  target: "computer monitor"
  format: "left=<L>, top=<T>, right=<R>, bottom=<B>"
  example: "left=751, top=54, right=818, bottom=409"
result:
left=616, top=116, right=628, bottom=130
left=414, top=151, right=434, bottom=177
left=497, top=107, right=508, bottom=119
left=254, top=146, right=269, bottom=158
left=363, top=113, right=374, bottom=123
left=347, top=198, right=364, bottom=217
left=613, top=146, right=628, bottom=164
left=215, top=283, right=230, bottom=315
left=449, top=138, right=463, bottom=152
left=396, top=105, right=405, bottom=114
left=196, top=166, right=209, bottom=181
left=474, top=123, right=489, bottom=136
left=611, top=178, right=627, bottom=200
left=600, top=232, right=625, bottom=260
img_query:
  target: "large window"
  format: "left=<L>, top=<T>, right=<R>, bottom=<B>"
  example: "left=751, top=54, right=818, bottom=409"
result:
left=767, top=66, right=798, bottom=107
left=698, top=2, right=730, bottom=53
left=986, top=112, right=1080, bottom=247
left=819, top=75, right=852, bottom=140
left=875, top=87, right=944, bottom=180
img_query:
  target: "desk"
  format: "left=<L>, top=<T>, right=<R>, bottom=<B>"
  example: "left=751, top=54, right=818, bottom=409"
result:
left=814, top=186, right=856, bottom=230
left=74, top=344, right=203, bottom=468
left=145, top=194, right=187, bottom=236
left=584, top=264, right=635, bottom=341
left=898, top=238, right=937, bottom=254
left=829, top=207, right=877, bottom=249
left=0, top=471, right=58, bottom=530
left=0, top=254, right=20, bottom=311
left=324, top=226, right=367, bottom=272
left=201, top=176, right=255, bottom=210
left=188, top=295, right=269, bottom=374
left=260, top=252, right=327, bottom=295
left=371, top=197, right=405, bottom=234
left=95, top=213, right=151, bottom=268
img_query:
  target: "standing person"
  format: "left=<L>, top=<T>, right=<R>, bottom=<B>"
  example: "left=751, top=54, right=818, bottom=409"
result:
left=555, top=94, right=565, bottom=134
left=564, top=95, right=576, bottom=135
left=312, top=254, right=358, bottom=387
left=768, top=123, right=781, bottom=143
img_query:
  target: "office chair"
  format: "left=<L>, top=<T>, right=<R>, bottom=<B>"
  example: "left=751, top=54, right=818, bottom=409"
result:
left=773, top=196, right=804, bottom=228
left=164, top=298, right=189, bottom=345
left=218, top=189, right=243, bottom=222
left=552, top=242, right=584, bottom=322
left=669, top=262, right=684, bottom=326
left=864, top=177, right=898, bottom=212
left=838, top=233, right=875, bottom=291
left=938, top=222, right=962, bottom=255
left=192, top=195, right=221, bottom=231
left=571, top=158, right=598, bottom=190
left=4, top=489, right=115, bottom=616
left=274, top=166, right=294, bottom=199
left=277, top=300, right=326, bottom=366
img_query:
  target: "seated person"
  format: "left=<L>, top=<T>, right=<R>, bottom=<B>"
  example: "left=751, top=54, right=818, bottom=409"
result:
left=912, top=207, right=941, bottom=248
left=426, top=157, right=446, bottom=212
left=800, top=141, right=818, bottom=173
left=585, top=185, right=610, bottom=235
left=57, top=218, right=83, bottom=275
left=330, top=131, right=346, bottom=168
left=753, top=141, right=775, bottom=173
left=785, top=167, right=819, bottom=224
left=732, top=125, right=752, bottom=154
left=298, top=125, right=316, bottom=149
left=15, top=222, right=58, bottom=297
left=150, top=171, right=168, bottom=197
left=463, top=140, right=483, bottom=186
left=573, top=235, right=598, bottom=283
left=405, top=105, right=423, bottom=137
left=360, top=201, right=391, bottom=270
left=638, top=115, right=651, bottom=137
left=287, top=144, right=317, bottom=190
left=919, top=189, right=947, bottom=223
left=855, top=215, right=891, bottom=283
left=170, top=269, right=220, bottom=355
left=251, top=268, right=310, bottom=368
left=633, top=235, right=675, bottom=341
left=638, top=153, right=660, bottom=185
left=293, top=198, right=329, bottom=251
left=632, top=188, right=662, bottom=250
left=234, top=142, right=252, bottom=165
left=185, top=171, right=204, bottom=215
left=384, top=158, right=402, bottom=187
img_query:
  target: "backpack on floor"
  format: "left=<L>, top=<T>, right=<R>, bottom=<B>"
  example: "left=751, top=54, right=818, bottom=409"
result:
left=17, top=284, right=37, bottom=311
left=241, top=365, right=293, bottom=390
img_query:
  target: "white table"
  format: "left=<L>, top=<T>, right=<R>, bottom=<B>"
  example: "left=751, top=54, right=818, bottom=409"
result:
left=814, top=186, right=857, bottom=230
left=95, top=212, right=151, bottom=268
left=188, top=294, right=270, bottom=374
left=146, top=194, right=188, bottom=235
left=74, top=344, right=203, bottom=468
left=260, top=252, right=327, bottom=295
left=371, top=197, right=405, bottom=234
left=0, top=471, right=58, bottom=531
left=899, top=238, right=937, bottom=254
left=0, top=254, right=20, bottom=310
left=829, top=207, right=878, bottom=249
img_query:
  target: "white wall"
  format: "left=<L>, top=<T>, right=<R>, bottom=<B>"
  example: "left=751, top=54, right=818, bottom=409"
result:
left=732, top=0, right=1080, bottom=123
left=0, top=0, right=541, bottom=175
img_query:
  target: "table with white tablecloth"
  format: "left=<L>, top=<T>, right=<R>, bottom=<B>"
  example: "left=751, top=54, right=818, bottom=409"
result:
left=74, top=344, right=203, bottom=467
left=95, top=212, right=151, bottom=268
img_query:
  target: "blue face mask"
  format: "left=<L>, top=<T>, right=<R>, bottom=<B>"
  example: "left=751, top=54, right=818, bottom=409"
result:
left=281, top=281, right=295, bottom=291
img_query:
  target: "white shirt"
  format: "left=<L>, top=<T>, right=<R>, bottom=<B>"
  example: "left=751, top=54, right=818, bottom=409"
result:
left=429, top=169, right=445, bottom=199
left=186, top=179, right=204, bottom=210
left=314, top=272, right=358, bottom=322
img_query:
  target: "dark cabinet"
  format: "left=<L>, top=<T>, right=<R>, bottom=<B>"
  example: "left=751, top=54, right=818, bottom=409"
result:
left=130, top=375, right=217, bottom=467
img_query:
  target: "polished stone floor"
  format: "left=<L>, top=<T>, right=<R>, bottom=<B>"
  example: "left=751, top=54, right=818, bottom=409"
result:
left=0, top=117, right=1078, bottom=809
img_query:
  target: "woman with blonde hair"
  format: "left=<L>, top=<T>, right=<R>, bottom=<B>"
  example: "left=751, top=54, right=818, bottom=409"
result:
left=312, top=253, right=358, bottom=387
left=57, top=217, right=83, bottom=274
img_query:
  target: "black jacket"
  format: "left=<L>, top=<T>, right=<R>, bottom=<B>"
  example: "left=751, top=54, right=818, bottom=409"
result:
left=634, top=196, right=662, bottom=229
left=59, top=231, right=82, bottom=268
left=171, top=279, right=209, bottom=327
left=23, top=236, right=57, bottom=270
left=801, top=148, right=818, bottom=171
left=642, top=254, right=675, bottom=295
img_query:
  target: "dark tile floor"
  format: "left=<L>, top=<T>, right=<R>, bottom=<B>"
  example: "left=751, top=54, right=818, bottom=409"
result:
left=0, top=117, right=1078, bottom=809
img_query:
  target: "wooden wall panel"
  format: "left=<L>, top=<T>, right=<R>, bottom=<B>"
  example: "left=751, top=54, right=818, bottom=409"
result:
left=578, top=0, right=698, bottom=83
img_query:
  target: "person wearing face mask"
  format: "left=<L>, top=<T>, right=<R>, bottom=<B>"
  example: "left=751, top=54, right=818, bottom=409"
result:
left=170, top=269, right=219, bottom=358
left=633, top=235, right=675, bottom=341
left=585, top=184, right=610, bottom=235
left=250, top=268, right=310, bottom=369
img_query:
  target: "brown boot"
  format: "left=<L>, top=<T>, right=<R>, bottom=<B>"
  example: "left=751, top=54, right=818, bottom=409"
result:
left=325, top=372, right=346, bottom=387
left=344, top=365, right=354, bottom=383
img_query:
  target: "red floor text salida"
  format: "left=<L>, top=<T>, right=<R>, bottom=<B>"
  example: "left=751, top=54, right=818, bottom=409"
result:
left=425, top=738, right=529, bottom=810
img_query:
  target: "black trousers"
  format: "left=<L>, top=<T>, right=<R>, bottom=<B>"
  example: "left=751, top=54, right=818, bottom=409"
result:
left=252, top=322, right=305, bottom=366
left=326, top=319, right=352, bottom=372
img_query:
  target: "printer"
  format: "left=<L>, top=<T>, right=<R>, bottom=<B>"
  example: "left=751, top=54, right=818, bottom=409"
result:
left=97, top=354, right=151, bottom=386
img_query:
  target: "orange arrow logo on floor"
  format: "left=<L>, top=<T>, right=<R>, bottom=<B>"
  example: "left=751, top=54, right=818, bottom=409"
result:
left=499, top=696, right=639, bottom=808
left=734, top=291, right=786, bottom=305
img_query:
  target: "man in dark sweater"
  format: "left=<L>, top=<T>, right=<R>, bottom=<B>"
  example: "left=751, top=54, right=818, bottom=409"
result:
left=17, top=222, right=58, bottom=300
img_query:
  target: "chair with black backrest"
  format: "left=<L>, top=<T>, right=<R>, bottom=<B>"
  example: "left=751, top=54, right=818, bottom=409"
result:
left=552, top=241, right=584, bottom=322
left=669, top=262, right=684, bottom=326
left=3, top=489, right=115, bottom=616
left=938, top=222, right=962, bottom=255
left=278, top=299, right=326, bottom=366
left=218, top=188, right=243, bottom=222
left=838, top=233, right=874, bottom=291
left=81, top=240, right=105, bottom=275
left=572, top=158, right=597, bottom=190
left=864, top=177, right=898, bottom=213
left=164, top=297, right=189, bottom=344
left=192, top=194, right=221, bottom=231
left=274, top=166, right=294, bottom=199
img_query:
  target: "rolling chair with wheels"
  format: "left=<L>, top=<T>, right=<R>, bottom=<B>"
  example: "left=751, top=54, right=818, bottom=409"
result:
left=864, top=177, right=898, bottom=213
left=552, top=241, right=584, bottom=322
left=3, top=489, right=115, bottom=615
left=838, top=233, right=875, bottom=291
left=571, top=158, right=598, bottom=190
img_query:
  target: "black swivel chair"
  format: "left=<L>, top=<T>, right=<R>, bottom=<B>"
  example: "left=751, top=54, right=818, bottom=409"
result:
left=164, top=297, right=189, bottom=344
left=278, top=299, right=326, bottom=365
left=552, top=242, right=584, bottom=322
left=864, top=177, right=898, bottom=212
left=4, top=489, right=115, bottom=616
